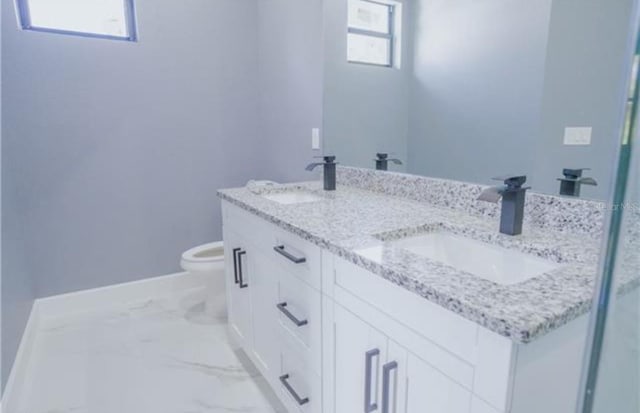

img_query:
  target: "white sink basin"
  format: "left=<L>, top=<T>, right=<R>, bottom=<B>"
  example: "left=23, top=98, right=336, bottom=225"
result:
left=373, top=232, right=558, bottom=285
left=262, top=191, right=323, bottom=205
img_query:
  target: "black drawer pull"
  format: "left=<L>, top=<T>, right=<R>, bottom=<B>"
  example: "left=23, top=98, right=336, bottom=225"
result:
left=279, top=374, right=309, bottom=406
left=237, top=250, right=248, bottom=288
left=382, top=361, right=398, bottom=413
left=277, top=302, right=308, bottom=327
left=274, top=245, right=306, bottom=264
left=364, top=349, right=380, bottom=413
left=232, top=248, right=241, bottom=284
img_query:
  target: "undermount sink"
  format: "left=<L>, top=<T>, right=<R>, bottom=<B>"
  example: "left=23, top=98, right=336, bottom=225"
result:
left=364, top=232, right=559, bottom=285
left=262, top=191, right=323, bottom=205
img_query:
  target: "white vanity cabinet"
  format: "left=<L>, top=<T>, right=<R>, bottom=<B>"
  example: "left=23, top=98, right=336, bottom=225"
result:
left=332, top=303, right=472, bottom=413
left=324, top=258, right=488, bottom=413
left=323, top=256, right=588, bottom=413
left=221, top=200, right=587, bottom=413
left=222, top=201, right=323, bottom=413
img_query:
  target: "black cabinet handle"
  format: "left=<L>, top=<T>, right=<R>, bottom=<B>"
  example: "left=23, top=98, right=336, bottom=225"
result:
left=381, top=361, right=398, bottom=413
left=279, top=374, right=309, bottom=406
left=277, top=302, right=308, bottom=327
left=365, top=349, right=380, bottom=413
left=237, top=251, right=248, bottom=288
left=232, top=248, right=241, bottom=284
left=274, top=245, right=306, bottom=264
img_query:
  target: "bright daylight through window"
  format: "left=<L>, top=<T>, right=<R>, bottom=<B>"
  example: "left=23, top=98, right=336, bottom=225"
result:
left=347, top=0, right=399, bottom=67
left=16, top=0, right=137, bottom=41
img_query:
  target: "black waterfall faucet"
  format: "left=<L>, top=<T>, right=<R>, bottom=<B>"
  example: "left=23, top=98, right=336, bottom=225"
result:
left=375, top=153, right=403, bottom=171
left=557, top=168, right=598, bottom=197
left=305, top=156, right=337, bottom=191
left=477, top=175, right=531, bottom=236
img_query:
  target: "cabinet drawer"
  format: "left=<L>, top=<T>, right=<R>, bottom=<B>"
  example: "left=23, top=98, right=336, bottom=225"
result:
left=223, top=200, right=322, bottom=290
left=222, top=200, right=276, bottom=249
left=277, top=344, right=322, bottom=413
left=276, top=269, right=322, bottom=375
left=272, top=228, right=322, bottom=290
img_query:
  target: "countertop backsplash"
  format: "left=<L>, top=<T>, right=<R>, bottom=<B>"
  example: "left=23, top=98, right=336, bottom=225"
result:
left=336, top=166, right=607, bottom=239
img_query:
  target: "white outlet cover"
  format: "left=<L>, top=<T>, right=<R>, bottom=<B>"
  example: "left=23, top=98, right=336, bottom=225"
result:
left=312, top=128, right=321, bottom=150
left=563, top=127, right=592, bottom=146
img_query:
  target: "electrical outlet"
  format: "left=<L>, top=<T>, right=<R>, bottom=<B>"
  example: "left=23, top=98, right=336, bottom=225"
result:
left=563, top=127, right=592, bottom=146
left=312, top=128, right=321, bottom=150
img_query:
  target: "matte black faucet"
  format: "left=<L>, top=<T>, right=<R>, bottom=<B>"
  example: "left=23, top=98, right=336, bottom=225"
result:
left=375, top=153, right=403, bottom=171
left=306, top=156, right=337, bottom=191
left=557, top=168, right=598, bottom=197
left=477, top=175, right=531, bottom=236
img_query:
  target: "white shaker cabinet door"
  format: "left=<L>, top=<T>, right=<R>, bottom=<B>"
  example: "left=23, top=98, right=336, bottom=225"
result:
left=224, top=228, right=253, bottom=350
left=333, top=304, right=388, bottom=413
left=248, top=249, right=280, bottom=382
left=405, top=352, right=472, bottom=413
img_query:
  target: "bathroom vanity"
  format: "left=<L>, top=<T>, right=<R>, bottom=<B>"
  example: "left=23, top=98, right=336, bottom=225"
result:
left=218, top=167, right=632, bottom=413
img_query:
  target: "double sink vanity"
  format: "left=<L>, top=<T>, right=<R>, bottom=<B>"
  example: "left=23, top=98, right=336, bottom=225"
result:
left=218, top=167, right=630, bottom=413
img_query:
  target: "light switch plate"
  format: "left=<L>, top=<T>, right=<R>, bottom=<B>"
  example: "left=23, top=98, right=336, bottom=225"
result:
left=563, top=127, right=592, bottom=145
left=312, top=128, right=321, bottom=150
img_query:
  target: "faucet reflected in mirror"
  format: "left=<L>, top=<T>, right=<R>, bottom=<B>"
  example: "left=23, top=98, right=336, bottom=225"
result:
left=477, top=175, right=531, bottom=236
left=375, top=153, right=403, bottom=171
left=558, top=168, right=598, bottom=197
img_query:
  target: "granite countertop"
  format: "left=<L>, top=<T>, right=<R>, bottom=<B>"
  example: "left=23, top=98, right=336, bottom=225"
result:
left=218, top=181, right=621, bottom=343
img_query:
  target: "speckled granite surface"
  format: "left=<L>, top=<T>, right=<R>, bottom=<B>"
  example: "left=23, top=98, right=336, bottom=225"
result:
left=217, top=175, right=637, bottom=343
left=337, top=166, right=607, bottom=239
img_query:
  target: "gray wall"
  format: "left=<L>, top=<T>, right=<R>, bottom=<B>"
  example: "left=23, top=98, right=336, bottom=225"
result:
left=409, top=0, right=634, bottom=197
left=1, top=0, right=323, bottom=391
left=2, top=0, right=263, bottom=299
left=1, top=0, right=37, bottom=393
left=323, top=0, right=410, bottom=172
left=257, top=0, right=324, bottom=181
left=535, top=0, right=636, bottom=200
left=407, top=0, right=553, bottom=186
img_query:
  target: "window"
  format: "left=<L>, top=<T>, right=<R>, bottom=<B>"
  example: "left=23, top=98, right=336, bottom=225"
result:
left=347, top=0, right=399, bottom=67
left=16, top=0, right=137, bottom=41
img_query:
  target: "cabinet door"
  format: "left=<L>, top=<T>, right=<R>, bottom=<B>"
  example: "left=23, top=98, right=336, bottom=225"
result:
left=383, top=340, right=408, bottom=413
left=405, top=353, right=472, bottom=413
left=224, top=228, right=253, bottom=349
left=334, top=304, right=388, bottom=413
left=248, top=250, right=279, bottom=381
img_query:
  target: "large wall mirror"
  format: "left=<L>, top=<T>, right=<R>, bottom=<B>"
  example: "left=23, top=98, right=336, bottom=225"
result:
left=323, top=0, right=637, bottom=200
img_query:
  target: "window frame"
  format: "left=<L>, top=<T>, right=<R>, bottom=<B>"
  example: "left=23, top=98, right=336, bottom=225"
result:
left=347, top=0, right=396, bottom=68
left=15, top=0, right=138, bottom=42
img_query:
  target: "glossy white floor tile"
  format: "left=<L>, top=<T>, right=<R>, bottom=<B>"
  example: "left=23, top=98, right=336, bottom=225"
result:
left=16, top=288, right=286, bottom=413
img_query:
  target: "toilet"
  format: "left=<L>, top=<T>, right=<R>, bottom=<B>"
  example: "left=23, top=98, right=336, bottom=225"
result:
left=180, top=241, right=226, bottom=320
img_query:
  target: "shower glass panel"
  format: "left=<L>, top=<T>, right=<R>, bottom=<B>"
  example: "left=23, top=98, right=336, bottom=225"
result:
left=579, top=15, right=640, bottom=413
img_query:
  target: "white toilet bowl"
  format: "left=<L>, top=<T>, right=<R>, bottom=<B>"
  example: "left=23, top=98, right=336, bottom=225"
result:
left=180, top=241, right=226, bottom=320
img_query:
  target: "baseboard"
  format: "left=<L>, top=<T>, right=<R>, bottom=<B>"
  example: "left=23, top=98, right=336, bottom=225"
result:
left=37, top=271, right=204, bottom=319
left=1, top=302, right=40, bottom=413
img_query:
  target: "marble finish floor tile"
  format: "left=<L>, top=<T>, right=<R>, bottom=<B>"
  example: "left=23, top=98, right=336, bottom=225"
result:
left=16, top=289, right=286, bottom=413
